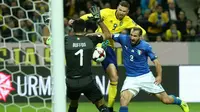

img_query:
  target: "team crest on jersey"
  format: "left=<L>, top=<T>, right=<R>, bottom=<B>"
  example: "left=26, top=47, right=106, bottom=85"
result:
left=137, top=50, right=142, bottom=55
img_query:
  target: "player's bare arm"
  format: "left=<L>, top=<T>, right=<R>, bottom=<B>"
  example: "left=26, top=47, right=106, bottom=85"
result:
left=98, top=22, right=112, bottom=39
left=153, top=59, right=162, bottom=85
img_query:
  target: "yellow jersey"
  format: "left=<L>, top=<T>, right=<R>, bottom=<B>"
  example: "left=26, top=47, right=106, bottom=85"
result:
left=80, top=8, right=146, bottom=47
left=165, top=29, right=181, bottom=41
left=148, top=12, right=169, bottom=34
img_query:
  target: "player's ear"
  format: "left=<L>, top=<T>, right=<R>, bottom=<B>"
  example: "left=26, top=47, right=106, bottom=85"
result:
left=126, top=9, right=129, bottom=14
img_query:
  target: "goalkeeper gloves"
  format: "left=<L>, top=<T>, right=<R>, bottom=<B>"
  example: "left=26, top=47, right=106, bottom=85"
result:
left=89, top=5, right=103, bottom=24
left=101, top=40, right=109, bottom=50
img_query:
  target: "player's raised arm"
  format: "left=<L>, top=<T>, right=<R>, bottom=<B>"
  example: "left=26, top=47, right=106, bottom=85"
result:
left=89, top=5, right=112, bottom=40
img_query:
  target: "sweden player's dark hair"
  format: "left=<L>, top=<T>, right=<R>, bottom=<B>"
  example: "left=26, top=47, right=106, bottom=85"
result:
left=119, top=1, right=130, bottom=9
left=132, top=27, right=143, bottom=36
left=72, top=19, right=86, bottom=33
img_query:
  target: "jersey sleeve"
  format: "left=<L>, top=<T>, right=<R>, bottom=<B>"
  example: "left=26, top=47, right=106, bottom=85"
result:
left=80, top=13, right=93, bottom=21
left=146, top=44, right=157, bottom=61
left=88, top=35, right=103, bottom=46
left=112, top=34, right=127, bottom=45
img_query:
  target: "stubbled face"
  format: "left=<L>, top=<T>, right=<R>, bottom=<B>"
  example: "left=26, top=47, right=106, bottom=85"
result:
left=168, top=2, right=175, bottom=10
left=130, top=30, right=140, bottom=45
left=179, top=11, right=185, bottom=20
left=157, top=6, right=163, bottom=13
left=116, top=5, right=129, bottom=20
left=186, top=20, right=192, bottom=28
left=170, top=24, right=177, bottom=30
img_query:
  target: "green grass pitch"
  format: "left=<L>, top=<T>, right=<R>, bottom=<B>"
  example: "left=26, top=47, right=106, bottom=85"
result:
left=0, top=102, right=200, bottom=112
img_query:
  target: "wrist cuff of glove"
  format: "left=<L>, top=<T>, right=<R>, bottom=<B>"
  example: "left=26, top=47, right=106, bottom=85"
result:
left=97, top=19, right=103, bottom=24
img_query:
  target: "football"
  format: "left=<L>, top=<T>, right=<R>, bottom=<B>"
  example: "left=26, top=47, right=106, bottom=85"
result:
left=92, top=47, right=106, bottom=62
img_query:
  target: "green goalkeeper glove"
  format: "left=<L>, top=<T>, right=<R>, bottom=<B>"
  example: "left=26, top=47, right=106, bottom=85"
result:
left=101, top=40, right=109, bottom=50
left=89, top=5, right=102, bottom=23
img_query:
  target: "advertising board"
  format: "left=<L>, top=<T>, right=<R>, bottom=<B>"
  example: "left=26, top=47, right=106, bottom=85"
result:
left=179, top=65, right=200, bottom=102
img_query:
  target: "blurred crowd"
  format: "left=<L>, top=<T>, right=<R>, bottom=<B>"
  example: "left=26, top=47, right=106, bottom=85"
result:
left=1, top=0, right=200, bottom=43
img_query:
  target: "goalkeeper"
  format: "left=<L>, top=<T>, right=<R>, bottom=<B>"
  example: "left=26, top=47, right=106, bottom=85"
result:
left=69, top=1, right=146, bottom=111
left=45, top=6, right=112, bottom=112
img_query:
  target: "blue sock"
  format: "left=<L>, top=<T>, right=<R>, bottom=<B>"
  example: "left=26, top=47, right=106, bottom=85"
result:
left=119, top=106, right=128, bottom=112
left=170, top=95, right=182, bottom=105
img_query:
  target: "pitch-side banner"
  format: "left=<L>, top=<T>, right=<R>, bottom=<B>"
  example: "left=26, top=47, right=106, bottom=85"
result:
left=0, top=66, right=179, bottom=102
left=0, top=43, right=190, bottom=65
left=179, top=65, right=200, bottom=102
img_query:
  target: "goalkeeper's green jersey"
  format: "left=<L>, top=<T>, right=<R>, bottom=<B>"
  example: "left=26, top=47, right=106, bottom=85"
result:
left=65, top=35, right=103, bottom=78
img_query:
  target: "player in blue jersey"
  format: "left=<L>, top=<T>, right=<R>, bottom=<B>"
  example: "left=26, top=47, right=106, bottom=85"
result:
left=111, top=27, right=190, bottom=112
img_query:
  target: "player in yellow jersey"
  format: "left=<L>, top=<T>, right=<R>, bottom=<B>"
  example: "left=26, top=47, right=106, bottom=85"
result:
left=69, top=1, right=146, bottom=112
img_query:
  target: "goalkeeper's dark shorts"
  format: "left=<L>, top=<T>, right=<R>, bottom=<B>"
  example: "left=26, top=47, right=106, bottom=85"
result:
left=101, top=46, right=118, bottom=70
left=67, top=75, right=103, bottom=103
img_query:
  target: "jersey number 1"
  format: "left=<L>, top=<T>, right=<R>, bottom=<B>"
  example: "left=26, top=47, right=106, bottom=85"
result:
left=75, top=49, right=83, bottom=66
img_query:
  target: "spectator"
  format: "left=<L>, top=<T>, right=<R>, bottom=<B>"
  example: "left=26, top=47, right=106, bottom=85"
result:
left=131, top=7, right=143, bottom=22
left=182, top=20, right=194, bottom=41
left=147, top=4, right=169, bottom=41
left=17, top=9, right=26, bottom=19
left=176, top=11, right=187, bottom=34
left=79, top=10, right=86, bottom=17
left=104, top=2, right=111, bottom=8
left=166, top=0, right=181, bottom=21
left=10, top=0, right=18, bottom=7
left=137, top=9, right=151, bottom=31
left=165, top=22, right=181, bottom=41
left=141, top=0, right=161, bottom=14
left=64, top=18, right=73, bottom=36
left=156, top=35, right=163, bottom=42
left=22, top=0, right=33, bottom=10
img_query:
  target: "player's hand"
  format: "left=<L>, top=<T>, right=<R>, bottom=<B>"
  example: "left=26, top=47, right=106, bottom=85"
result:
left=154, top=76, right=162, bottom=85
left=68, top=19, right=74, bottom=26
left=89, top=5, right=102, bottom=23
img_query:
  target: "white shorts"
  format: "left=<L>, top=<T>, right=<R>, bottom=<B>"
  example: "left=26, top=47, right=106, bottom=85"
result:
left=121, top=72, right=165, bottom=96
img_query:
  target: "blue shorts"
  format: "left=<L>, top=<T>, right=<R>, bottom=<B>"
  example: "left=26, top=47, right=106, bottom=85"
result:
left=101, top=46, right=118, bottom=70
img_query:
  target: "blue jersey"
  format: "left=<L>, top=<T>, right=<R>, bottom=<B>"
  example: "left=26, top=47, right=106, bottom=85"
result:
left=112, top=34, right=157, bottom=77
